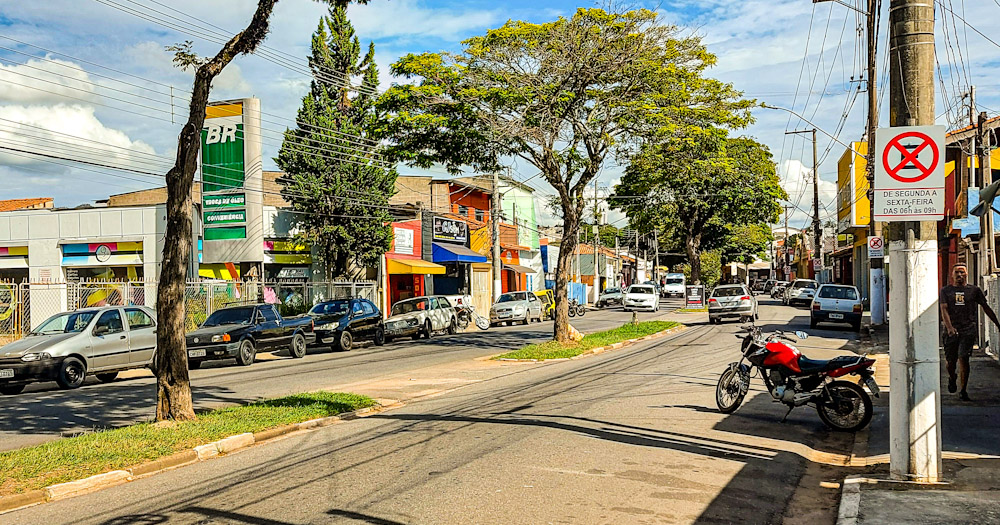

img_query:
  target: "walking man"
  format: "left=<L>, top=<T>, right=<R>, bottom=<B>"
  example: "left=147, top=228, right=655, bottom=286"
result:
left=940, top=264, right=1000, bottom=401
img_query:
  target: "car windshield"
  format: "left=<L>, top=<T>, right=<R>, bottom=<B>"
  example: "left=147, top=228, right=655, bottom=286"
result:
left=712, top=287, right=745, bottom=297
left=497, top=292, right=526, bottom=303
left=665, top=279, right=683, bottom=285
left=309, top=301, right=349, bottom=316
left=202, top=307, right=255, bottom=327
left=793, top=281, right=818, bottom=289
left=629, top=286, right=654, bottom=294
left=31, top=311, right=97, bottom=335
left=603, top=288, right=620, bottom=294
left=391, top=298, right=428, bottom=316
left=818, top=286, right=859, bottom=300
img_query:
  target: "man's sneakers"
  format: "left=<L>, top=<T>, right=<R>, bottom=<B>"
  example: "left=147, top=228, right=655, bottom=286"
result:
left=960, top=390, right=972, bottom=402
left=948, top=376, right=957, bottom=394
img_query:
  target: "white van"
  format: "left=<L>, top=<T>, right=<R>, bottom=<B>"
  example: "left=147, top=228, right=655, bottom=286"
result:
left=663, top=273, right=686, bottom=297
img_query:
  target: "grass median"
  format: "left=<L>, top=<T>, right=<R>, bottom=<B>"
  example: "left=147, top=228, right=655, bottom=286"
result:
left=494, top=320, right=680, bottom=361
left=0, top=391, right=376, bottom=497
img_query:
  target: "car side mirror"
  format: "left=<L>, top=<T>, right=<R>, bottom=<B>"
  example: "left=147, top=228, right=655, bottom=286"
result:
left=93, top=325, right=109, bottom=337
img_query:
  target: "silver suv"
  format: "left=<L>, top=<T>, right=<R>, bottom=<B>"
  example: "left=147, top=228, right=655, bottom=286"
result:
left=0, top=306, right=157, bottom=394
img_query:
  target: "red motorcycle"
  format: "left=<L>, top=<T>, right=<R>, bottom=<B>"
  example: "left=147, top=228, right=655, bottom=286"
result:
left=716, top=325, right=879, bottom=431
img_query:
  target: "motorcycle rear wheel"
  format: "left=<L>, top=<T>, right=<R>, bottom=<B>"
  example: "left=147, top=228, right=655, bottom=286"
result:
left=716, top=367, right=747, bottom=413
left=816, top=380, right=873, bottom=432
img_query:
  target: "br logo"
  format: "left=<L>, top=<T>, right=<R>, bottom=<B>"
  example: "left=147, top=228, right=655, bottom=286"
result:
left=204, top=124, right=239, bottom=145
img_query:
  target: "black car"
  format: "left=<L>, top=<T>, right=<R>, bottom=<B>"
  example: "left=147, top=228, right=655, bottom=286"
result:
left=309, top=298, right=385, bottom=351
left=185, top=304, right=315, bottom=368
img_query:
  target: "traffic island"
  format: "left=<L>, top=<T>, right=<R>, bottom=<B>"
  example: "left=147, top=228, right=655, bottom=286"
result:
left=492, top=321, right=683, bottom=361
left=0, top=391, right=379, bottom=513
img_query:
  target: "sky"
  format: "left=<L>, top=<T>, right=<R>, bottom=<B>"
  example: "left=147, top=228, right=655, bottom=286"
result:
left=1, top=0, right=999, bottom=230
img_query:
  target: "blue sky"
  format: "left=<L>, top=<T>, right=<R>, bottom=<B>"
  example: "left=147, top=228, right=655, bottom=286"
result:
left=1, top=0, right=999, bottom=229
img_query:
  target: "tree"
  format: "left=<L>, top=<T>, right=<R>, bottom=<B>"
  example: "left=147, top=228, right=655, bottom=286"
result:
left=154, top=0, right=369, bottom=421
left=580, top=224, right=621, bottom=249
left=380, top=8, right=749, bottom=342
left=276, top=4, right=395, bottom=279
left=613, top=133, right=786, bottom=286
left=717, top=223, right=773, bottom=264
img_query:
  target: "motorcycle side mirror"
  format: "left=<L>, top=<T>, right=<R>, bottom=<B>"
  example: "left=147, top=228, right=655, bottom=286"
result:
left=795, top=330, right=809, bottom=340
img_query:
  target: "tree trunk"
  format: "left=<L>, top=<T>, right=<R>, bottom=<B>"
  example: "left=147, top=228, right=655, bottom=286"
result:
left=686, top=232, right=702, bottom=286
left=554, top=205, right=580, bottom=343
left=154, top=0, right=278, bottom=421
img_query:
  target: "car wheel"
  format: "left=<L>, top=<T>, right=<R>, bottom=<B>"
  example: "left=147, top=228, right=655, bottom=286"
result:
left=447, top=318, right=457, bottom=335
left=852, top=321, right=862, bottom=333
left=235, top=339, right=257, bottom=366
left=810, top=318, right=817, bottom=329
left=374, top=326, right=386, bottom=346
left=337, top=330, right=354, bottom=351
left=188, top=359, right=203, bottom=370
left=0, top=384, right=25, bottom=395
left=96, top=372, right=118, bottom=383
left=423, top=320, right=433, bottom=339
left=289, top=333, right=307, bottom=358
left=521, top=316, right=530, bottom=326
left=56, top=357, right=86, bottom=390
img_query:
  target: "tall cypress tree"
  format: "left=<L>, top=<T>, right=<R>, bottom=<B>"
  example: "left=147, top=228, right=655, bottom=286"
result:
left=276, top=3, right=395, bottom=279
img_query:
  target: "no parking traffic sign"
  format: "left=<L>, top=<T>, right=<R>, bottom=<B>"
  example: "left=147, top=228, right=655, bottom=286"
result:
left=873, top=125, right=945, bottom=222
left=868, top=236, right=884, bottom=258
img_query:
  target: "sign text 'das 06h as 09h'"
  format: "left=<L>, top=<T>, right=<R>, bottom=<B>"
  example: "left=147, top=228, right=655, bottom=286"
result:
left=873, top=125, right=945, bottom=222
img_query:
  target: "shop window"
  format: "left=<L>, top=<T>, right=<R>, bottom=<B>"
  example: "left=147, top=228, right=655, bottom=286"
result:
left=459, top=205, right=468, bottom=217
left=475, top=209, right=484, bottom=221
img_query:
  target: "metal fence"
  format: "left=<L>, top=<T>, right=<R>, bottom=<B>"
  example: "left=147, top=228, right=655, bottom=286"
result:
left=0, top=280, right=376, bottom=345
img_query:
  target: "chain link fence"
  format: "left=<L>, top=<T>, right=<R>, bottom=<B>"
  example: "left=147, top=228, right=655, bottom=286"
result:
left=0, top=280, right=377, bottom=345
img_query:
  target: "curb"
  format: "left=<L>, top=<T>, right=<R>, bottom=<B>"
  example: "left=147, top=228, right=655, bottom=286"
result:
left=496, top=324, right=688, bottom=363
left=836, top=475, right=863, bottom=525
left=0, top=401, right=396, bottom=515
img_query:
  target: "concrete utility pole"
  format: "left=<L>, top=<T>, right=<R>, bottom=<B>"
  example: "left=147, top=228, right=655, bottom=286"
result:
left=866, top=0, right=886, bottom=326
left=981, top=110, right=996, bottom=275
left=593, top=179, right=601, bottom=302
left=783, top=205, right=793, bottom=279
left=887, top=0, right=941, bottom=483
left=491, top=171, right=502, bottom=302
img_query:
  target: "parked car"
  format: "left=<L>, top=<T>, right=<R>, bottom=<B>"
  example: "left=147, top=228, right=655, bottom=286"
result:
left=623, top=284, right=660, bottom=312
left=663, top=273, right=686, bottom=297
left=762, top=279, right=777, bottom=294
left=309, top=298, right=385, bottom=351
left=596, top=287, right=624, bottom=308
left=782, top=279, right=819, bottom=306
left=811, top=284, right=864, bottom=332
left=750, top=279, right=767, bottom=294
left=385, top=296, right=459, bottom=340
left=770, top=281, right=791, bottom=299
left=533, top=290, right=555, bottom=319
left=185, top=304, right=315, bottom=368
left=0, top=306, right=158, bottom=394
left=708, top=284, right=757, bottom=324
left=490, top=291, right=544, bottom=326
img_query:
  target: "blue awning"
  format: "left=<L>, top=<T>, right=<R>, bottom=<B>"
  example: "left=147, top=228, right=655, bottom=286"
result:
left=432, top=242, right=488, bottom=264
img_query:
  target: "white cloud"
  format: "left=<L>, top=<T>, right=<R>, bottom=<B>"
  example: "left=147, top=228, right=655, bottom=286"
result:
left=0, top=57, right=96, bottom=105
left=778, top=158, right=837, bottom=229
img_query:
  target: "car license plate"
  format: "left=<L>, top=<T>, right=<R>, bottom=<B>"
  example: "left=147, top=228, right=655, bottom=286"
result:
left=829, top=313, right=844, bottom=319
left=188, top=349, right=206, bottom=358
left=864, top=376, right=880, bottom=396
left=499, top=312, right=511, bottom=318
left=0, top=369, right=13, bottom=379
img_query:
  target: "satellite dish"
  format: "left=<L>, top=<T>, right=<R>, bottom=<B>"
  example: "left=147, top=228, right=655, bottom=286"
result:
left=971, top=180, right=1000, bottom=217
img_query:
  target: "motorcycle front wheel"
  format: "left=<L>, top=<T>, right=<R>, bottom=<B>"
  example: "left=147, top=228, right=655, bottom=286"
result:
left=816, top=380, right=873, bottom=432
left=716, top=367, right=747, bottom=413
left=474, top=316, right=490, bottom=330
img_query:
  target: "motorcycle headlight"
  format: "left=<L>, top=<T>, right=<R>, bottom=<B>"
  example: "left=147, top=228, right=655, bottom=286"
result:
left=21, top=352, right=52, bottom=362
left=211, top=334, right=232, bottom=343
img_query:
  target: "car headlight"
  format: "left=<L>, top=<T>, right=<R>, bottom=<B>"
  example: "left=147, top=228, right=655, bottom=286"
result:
left=211, top=334, right=232, bottom=343
left=21, top=352, right=52, bottom=362
left=317, top=321, right=339, bottom=330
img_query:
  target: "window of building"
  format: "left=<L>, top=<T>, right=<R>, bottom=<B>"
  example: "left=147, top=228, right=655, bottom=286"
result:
left=475, top=209, right=484, bottom=221
left=458, top=205, right=468, bottom=216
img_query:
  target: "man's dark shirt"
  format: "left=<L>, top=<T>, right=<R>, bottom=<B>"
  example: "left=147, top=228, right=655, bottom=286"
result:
left=941, top=284, right=987, bottom=334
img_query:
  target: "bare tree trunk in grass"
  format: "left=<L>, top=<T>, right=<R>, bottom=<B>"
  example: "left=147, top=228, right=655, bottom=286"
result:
left=154, top=0, right=278, bottom=421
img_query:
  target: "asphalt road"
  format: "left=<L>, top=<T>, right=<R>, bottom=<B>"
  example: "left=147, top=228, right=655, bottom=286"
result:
left=2, top=297, right=867, bottom=524
left=0, top=298, right=685, bottom=451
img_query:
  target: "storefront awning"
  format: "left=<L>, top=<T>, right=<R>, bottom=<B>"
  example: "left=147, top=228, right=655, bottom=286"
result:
left=432, top=242, right=488, bottom=264
left=387, top=257, right=447, bottom=275
left=503, top=263, right=536, bottom=274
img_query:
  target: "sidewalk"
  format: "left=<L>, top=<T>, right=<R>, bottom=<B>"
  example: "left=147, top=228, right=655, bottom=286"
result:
left=844, top=324, right=1000, bottom=524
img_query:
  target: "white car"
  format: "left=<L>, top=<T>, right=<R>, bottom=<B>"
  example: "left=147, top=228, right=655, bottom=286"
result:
left=782, top=279, right=819, bottom=306
left=811, top=284, right=863, bottom=332
left=385, top=296, right=458, bottom=340
left=490, top=291, right=544, bottom=326
left=623, top=284, right=660, bottom=312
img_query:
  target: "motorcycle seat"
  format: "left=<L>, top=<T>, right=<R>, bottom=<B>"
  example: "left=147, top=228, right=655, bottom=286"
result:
left=796, top=355, right=863, bottom=374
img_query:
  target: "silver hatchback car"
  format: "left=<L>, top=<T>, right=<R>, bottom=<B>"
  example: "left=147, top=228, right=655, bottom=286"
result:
left=0, top=306, right=157, bottom=394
